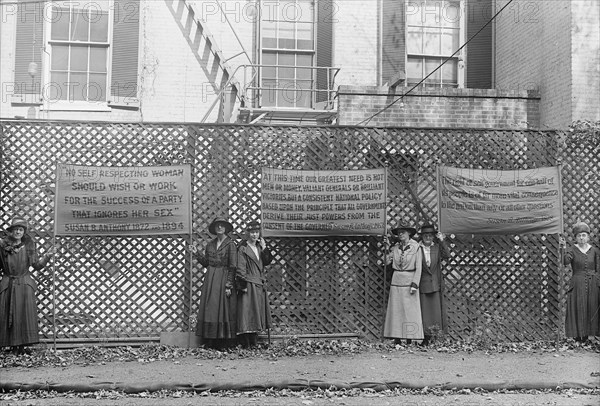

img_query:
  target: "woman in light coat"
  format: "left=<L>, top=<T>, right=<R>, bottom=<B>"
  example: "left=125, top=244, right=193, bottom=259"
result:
left=384, top=224, right=424, bottom=344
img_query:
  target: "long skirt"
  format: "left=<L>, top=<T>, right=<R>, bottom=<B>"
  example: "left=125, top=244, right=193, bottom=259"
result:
left=237, top=282, right=271, bottom=334
left=384, top=285, right=424, bottom=340
left=420, top=291, right=444, bottom=335
left=0, top=278, right=40, bottom=347
left=195, top=266, right=237, bottom=340
left=565, top=273, right=599, bottom=338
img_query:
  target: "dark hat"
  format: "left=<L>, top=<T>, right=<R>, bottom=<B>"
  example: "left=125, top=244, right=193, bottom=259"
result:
left=246, top=221, right=261, bottom=231
left=6, top=217, right=28, bottom=232
left=572, top=221, right=590, bottom=235
left=208, top=217, right=233, bottom=235
left=419, top=224, right=438, bottom=235
left=391, top=224, right=416, bottom=237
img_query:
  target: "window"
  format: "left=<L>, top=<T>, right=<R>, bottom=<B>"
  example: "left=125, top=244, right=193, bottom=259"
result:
left=260, top=0, right=315, bottom=108
left=406, top=0, right=463, bottom=88
left=48, top=2, right=110, bottom=102
left=12, top=0, right=140, bottom=109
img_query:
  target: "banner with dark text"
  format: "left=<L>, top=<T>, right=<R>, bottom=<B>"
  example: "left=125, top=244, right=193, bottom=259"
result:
left=437, top=165, right=563, bottom=235
left=55, top=164, right=191, bottom=235
left=261, top=168, right=387, bottom=237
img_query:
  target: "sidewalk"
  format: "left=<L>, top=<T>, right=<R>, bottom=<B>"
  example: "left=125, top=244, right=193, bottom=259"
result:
left=1, top=346, right=599, bottom=394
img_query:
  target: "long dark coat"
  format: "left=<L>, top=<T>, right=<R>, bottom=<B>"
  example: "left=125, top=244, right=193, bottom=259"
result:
left=236, top=242, right=273, bottom=334
left=0, top=235, right=47, bottom=347
left=419, top=240, right=451, bottom=334
left=194, top=236, right=238, bottom=340
left=563, top=245, right=600, bottom=338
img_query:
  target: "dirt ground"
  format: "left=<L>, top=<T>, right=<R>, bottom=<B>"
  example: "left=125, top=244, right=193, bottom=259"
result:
left=1, top=344, right=599, bottom=405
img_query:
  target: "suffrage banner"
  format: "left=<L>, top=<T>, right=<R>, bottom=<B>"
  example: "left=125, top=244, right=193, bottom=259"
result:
left=261, top=167, right=387, bottom=237
left=55, top=164, right=191, bottom=236
left=437, top=165, right=563, bottom=235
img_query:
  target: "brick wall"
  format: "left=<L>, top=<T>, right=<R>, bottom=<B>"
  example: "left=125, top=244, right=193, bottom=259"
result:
left=337, top=86, right=540, bottom=128
left=494, top=0, right=574, bottom=129
left=571, top=1, right=600, bottom=123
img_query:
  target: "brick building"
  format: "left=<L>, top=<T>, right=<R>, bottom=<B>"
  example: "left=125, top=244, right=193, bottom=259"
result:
left=1, top=0, right=598, bottom=128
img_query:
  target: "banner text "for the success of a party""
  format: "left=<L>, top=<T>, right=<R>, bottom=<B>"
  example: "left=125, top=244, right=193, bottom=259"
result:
left=55, top=164, right=191, bottom=235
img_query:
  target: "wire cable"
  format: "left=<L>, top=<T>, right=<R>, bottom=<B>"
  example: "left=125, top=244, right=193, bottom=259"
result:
left=356, top=0, right=516, bottom=126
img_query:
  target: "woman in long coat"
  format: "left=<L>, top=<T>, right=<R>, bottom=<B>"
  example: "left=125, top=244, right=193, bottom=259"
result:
left=190, top=217, right=238, bottom=349
left=561, top=221, right=599, bottom=341
left=0, top=217, right=54, bottom=353
left=236, top=221, right=273, bottom=348
left=418, top=224, right=450, bottom=345
left=384, top=224, right=424, bottom=344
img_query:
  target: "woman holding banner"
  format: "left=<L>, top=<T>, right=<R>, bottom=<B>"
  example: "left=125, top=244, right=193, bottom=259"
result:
left=236, top=221, right=274, bottom=348
left=0, top=217, right=55, bottom=354
left=190, top=217, right=238, bottom=349
left=560, top=221, right=600, bottom=342
left=384, top=224, right=424, bottom=345
left=418, top=224, right=450, bottom=345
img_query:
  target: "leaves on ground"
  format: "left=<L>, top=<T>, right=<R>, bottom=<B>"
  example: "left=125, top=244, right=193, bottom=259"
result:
left=1, top=336, right=598, bottom=401
left=1, top=336, right=598, bottom=369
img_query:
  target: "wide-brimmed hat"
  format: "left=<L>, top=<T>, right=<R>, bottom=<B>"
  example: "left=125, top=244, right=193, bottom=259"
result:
left=6, top=217, right=28, bottom=232
left=246, top=221, right=261, bottom=231
left=573, top=221, right=590, bottom=235
left=419, top=224, right=438, bottom=235
left=391, top=224, right=416, bottom=237
left=208, top=217, right=233, bottom=235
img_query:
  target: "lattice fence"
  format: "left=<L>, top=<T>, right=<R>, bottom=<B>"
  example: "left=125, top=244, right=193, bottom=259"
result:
left=1, top=121, right=597, bottom=343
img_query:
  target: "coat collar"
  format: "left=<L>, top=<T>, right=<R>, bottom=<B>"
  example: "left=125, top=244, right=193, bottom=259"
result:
left=241, top=242, right=261, bottom=266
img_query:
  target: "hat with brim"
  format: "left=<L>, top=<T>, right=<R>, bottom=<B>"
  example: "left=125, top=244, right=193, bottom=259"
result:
left=419, top=224, right=437, bottom=235
left=246, top=221, right=261, bottom=231
left=573, top=221, right=590, bottom=235
left=391, top=224, right=416, bottom=237
left=208, top=217, right=233, bottom=235
left=6, top=217, right=28, bottom=232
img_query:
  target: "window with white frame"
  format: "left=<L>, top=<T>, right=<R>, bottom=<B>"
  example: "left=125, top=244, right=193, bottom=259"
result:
left=47, top=1, right=111, bottom=103
left=406, top=0, right=463, bottom=88
left=260, top=0, right=315, bottom=108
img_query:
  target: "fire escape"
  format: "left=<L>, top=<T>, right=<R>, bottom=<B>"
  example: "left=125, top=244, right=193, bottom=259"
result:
left=166, top=0, right=339, bottom=125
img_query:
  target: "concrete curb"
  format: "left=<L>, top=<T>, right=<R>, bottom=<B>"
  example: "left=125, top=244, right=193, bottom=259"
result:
left=1, top=379, right=598, bottom=394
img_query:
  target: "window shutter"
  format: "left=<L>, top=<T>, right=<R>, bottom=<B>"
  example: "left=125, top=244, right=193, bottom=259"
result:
left=466, top=0, right=493, bottom=89
left=12, top=0, right=43, bottom=104
left=316, top=0, right=334, bottom=105
left=381, top=0, right=405, bottom=86
left=109, top=0, right=141, bottom=108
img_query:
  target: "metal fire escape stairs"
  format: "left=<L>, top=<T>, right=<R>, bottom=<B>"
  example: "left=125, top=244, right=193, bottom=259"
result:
left=166, top=0, right=338, bottom=125
left=164, top=0, right=245, bottom=123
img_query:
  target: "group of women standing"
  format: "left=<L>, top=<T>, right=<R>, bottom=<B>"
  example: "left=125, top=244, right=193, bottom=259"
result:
left=383, top=223, right=449, bottom=345
left=1, top=215, right=598, bottom=353
left=190, top=218, right=273, bottom=349
left=384, top=220, right=599, bottom=345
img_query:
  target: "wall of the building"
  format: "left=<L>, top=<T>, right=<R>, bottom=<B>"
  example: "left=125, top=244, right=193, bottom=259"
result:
left=337, top=86, right=540, bottom=128
left=0, top=1, right=232, bottom=122
left=494, top=0, right=581, bottom=129
left=571, top=0, right=600, bottom=123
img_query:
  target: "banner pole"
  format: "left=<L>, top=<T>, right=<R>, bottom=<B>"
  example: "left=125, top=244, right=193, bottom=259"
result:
left=52, top=163, right=61, bottom=353
left=382, top=165, right=389, bottom=340
left=187, top=164, right=194, bottom=339
left=436, top=164, right=442, bottom=233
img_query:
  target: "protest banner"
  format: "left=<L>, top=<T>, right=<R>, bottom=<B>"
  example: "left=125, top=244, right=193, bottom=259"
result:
left=437, top=165, right=563, bottom=235
left=55, top=163, right=192, bottom=235
left=261, top=168, right=387, bottom=237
